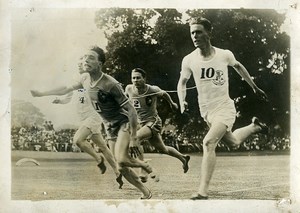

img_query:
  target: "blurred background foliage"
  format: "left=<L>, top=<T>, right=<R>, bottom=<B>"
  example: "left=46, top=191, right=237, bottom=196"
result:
left=94, top=8, right=290, bottom=137
left=13, top=9, right=290, bottom=139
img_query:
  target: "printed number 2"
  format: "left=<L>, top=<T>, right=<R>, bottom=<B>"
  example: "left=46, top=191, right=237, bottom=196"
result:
left=93, top=101, right=102, bottom=112
left=133, top=99, right=141, bottom=108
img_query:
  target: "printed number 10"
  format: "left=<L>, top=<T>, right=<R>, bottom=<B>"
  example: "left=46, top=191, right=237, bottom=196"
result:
left=201, top=67, right=215, bottom=79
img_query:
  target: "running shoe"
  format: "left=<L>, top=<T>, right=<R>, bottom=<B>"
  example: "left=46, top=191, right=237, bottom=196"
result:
left=97, top=156, right=106, bottom=174
left=116, top=174, right=123, bottom=189
left=252, top=117, right=269, bottom=134
left=140, top=175, right=148, bottom=183
left=183, top=155, right=190, bottom=173
left=150, top=172, right=160, bottom=182
left=190, top=193, right=208, bottom=200
left=141, top=190, right=152, bottom=200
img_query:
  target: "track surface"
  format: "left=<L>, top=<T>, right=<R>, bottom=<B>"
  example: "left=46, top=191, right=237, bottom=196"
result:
left=11, top=151, right=289, bottom=200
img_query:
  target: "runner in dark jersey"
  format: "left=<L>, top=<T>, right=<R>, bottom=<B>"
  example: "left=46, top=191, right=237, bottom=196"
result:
left=30, top=46, right=154, bottom=199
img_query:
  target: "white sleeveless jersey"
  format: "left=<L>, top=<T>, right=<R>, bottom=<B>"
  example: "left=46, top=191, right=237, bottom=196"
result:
left=72, top=73, right=102, bottom=122
left=181, top=47, right=237, bottom=115
left=75, top=89, right=101, bottom=122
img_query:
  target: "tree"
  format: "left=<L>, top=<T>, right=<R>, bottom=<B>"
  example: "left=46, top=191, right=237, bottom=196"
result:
left=187, top=10, right=290, bottom=126
left=95, top=8, right=156, bottom=84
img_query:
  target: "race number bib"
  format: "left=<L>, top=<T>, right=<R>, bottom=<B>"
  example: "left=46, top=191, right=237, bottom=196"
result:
left=132, top=99, right=141, bottom=108
left=92, top=101, right=102, bottom=112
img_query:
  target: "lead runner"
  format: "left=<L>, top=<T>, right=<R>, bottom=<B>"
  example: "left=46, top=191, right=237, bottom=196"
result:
left=177, top=17, right=268, bottom=199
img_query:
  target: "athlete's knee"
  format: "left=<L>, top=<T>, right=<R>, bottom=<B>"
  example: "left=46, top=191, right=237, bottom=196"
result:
left=203, top=137, right=219, bottom=152
left=96, top=142, right=108, bottom=151
left=137, top=129, right=152, bottom=141
left=116, top=157, right=128, bottom=168
left=118, top=167, right=139, bottom=181
left=230, top=138, right=241, bottom=146
left=118, top=164, right=131, bottom=175
left=157, top=146, right=168, bottom=154
left=73, top=137, right=84, bottom=147
left=118, top=165, right=126, bottom=174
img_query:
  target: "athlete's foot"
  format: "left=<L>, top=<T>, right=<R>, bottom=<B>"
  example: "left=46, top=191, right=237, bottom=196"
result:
left=143, top=162, right=159, bottom=182
left=139, top=175, right=148, bottom=183
left=139, top=163, right=149, bottom=183
left=140, top=188, right=152, bottom=200
left=149, top=172, right=160, bottom=182
left=97, top=156, right=106, bottom=174
left=116, top=174, right=123, bottom=189
left=183, top=155, right=190, bottom=173
left=252, top=117, right=268, bottom=134
left=143, top=163, right=153, bottom=174
left=190, top=193, right=208, bottom=200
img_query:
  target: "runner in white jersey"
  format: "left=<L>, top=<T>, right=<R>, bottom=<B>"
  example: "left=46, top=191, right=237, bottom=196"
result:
left=52, top=79, right=124, bottom=189
left=125, top=68, right=190, bottom=182
left=177, top=17, right=268, bottom=200
left=31, top=46, right=154, bottom=199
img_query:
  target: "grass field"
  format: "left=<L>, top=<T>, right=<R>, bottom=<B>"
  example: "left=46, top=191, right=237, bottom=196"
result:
left=11, top=150, right=289, bottom=201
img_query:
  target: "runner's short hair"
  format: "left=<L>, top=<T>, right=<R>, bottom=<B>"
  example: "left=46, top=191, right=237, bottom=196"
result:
left=90, top=45, right=106, bottom=64
left=132, top=68, right=146, bottom=78
left=189, top=17, right=212, bottom=33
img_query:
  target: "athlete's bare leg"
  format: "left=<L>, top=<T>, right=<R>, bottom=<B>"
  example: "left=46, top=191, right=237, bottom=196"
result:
left=196, top=122, right=227, bottom=198
left=222, top=119, right=265, bottom=148
left=107, top=139, right=116, bottom=158
left=114, top=124, right=153, bottom=172
left=136, top=125, right=152, bottom=161
left=151, top=134, right=188, bottom=164
left=90, top=134, right=120, bottom=177
left=136, top=126, right=151, bottom=180
left=114, top=124, right=152, bottom=198
left=138, top=125, right=190, bottom=173
left=106, top=138, right=124, bottom=189
left=73, top=126, right=103, bottom=164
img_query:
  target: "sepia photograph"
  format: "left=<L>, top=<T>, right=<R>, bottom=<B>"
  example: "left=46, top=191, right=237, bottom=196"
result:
left=1, top=0, right=299, bottom=212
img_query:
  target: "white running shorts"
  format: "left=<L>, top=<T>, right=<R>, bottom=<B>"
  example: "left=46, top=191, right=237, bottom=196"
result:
left=203, top=99, right=236, bottom=131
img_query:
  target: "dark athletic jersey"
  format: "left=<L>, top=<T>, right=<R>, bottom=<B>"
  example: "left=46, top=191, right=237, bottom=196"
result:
left=125, top=84, right=163, bottom=123
left=76, top=73, right=129, bottom=124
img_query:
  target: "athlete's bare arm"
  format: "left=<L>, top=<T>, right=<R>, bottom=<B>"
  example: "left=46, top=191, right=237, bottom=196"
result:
left=122, top=101, right=141, bottom=158
left=124, top=85, right=130, bottom=97
left=161, top=91, right=178, bottom=111
left=31, top=83, right=81, bottom=97
left=177, top=75, right=189, bottom=113
left=52, top=92, right=74, bottom=104
left=232, top=62, right=268, bottom=101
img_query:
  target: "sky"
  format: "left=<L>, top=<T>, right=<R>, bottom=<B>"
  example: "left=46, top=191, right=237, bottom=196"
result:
left=11, top=8, right=107, bottom=127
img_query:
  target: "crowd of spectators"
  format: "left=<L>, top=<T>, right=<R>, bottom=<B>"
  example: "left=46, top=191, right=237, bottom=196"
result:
left=11, top=121, right=77, bottom=152
left=11, top=121, right=290, bottom=154
left=161, top=130, right=290, bottom=153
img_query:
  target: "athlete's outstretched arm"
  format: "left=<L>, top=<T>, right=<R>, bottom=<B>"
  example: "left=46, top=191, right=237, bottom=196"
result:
left=177, top=75, right=189, bottom=113
left=233, top=62, right=268, bottom=101
left=161, top=91, right=178, bottom=111
left=52, top=92, right=74, bottom=104
left=31, top=83, right=81, bottom=97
